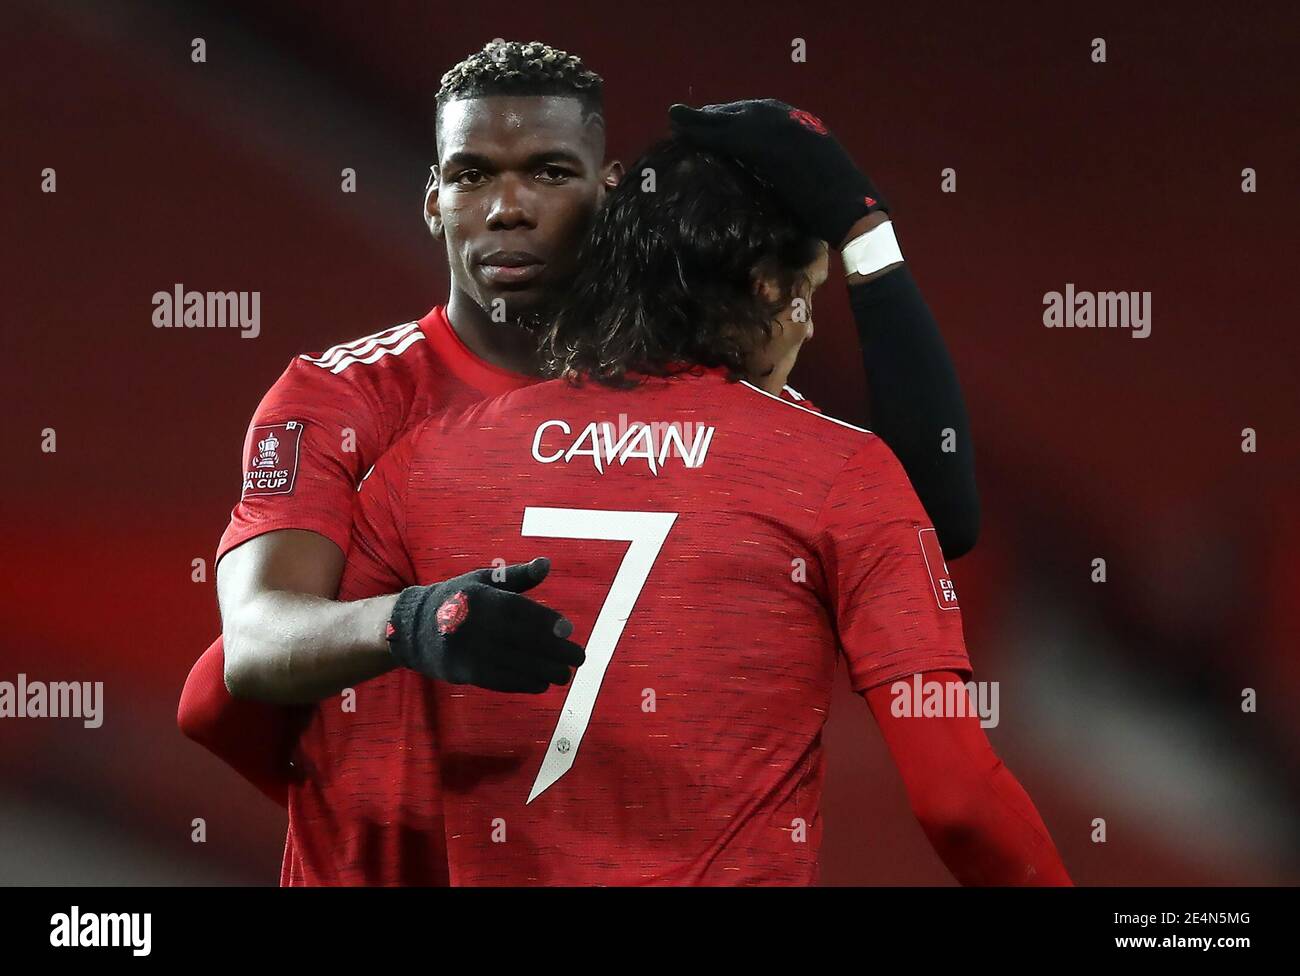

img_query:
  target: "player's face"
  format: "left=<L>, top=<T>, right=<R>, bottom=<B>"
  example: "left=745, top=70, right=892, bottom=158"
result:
left=747, top=243, right=830, bottom=394
left=429, top=95, right=615, bottom=320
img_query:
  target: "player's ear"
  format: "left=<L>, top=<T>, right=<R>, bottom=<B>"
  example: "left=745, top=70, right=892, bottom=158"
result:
left=749, top=263, right=783, bottom=304
left=423, top=164, right=444, bottom=240
left=598, top=160, right=624, bottom=203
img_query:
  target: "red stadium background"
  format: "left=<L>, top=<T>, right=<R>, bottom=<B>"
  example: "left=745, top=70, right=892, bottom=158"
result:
left=2, top=0, right=1296, bottom=884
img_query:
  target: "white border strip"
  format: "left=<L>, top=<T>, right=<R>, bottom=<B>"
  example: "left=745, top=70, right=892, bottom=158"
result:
left=739, top=380, right=873, bottom=434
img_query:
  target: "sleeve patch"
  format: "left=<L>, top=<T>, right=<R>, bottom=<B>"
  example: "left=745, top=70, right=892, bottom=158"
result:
left=918, top=527, right=959, bottom=610
left=242, top=421, right=304, bottom=497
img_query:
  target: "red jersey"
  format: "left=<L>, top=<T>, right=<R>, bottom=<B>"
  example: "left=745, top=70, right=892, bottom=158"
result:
left=216, top=306, right=534, bottom=562
left=285, top=367, right=972, bottom=886
left=199, top=302, right=815, bottom=849
left=216, top=306, right=812, bottom=559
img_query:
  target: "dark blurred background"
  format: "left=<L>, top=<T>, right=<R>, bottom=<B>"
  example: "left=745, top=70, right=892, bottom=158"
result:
left=2, top=0, right=1296, bottom=884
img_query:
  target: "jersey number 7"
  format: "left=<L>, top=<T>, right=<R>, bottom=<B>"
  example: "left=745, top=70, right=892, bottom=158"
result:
left=521, top=507, right=678, bottom=803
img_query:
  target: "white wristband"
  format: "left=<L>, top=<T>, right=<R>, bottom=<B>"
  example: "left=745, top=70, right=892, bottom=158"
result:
left=840, top=220, right=903, bottom=276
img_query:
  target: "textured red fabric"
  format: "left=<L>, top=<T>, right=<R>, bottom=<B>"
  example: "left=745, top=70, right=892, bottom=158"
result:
left=285, top=368, right=971, bottom=884
left=178, top=307, right=532, bottom=802
left=864, top=672, right=1073, bottom=885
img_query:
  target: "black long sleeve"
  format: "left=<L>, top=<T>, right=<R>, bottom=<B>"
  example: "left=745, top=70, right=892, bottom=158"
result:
left=846, top=264, right=979, bottom=559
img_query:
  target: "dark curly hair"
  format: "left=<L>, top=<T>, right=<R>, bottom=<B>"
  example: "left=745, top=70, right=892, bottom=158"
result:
left=436, top=40, right=604, bottom=148
left=541, top=137, right=822, bottom=387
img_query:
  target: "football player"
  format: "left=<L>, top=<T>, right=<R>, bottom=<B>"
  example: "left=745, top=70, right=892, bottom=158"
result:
left=179, top=41, right=979, bottom=818
left=277, top=137, right=1061, bottom=884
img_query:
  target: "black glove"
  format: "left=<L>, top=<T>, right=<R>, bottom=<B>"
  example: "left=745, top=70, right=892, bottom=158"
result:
left=386, top=557, right=585, bottom=694
left=669, top=98, right=888, bottom=247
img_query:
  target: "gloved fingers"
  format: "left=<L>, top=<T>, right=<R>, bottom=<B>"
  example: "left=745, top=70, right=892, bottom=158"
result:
left=484, top=587, right=575, bottom=642
left=671, top=99, right=788, bottom=123
left=468, top=661, right=553, bottom=695
left=483, top=556, right=551, bottom=594
left=669, top=103, right=731, bottom=128
left=470, top=589, right=585, bottom=669
left=669, top=112, right=747, bottom=146
left=488, top=624, right=587, bottom=672
left=476, top=637, right=581, bottom=687
left=537, top=636, right=586, bottom=672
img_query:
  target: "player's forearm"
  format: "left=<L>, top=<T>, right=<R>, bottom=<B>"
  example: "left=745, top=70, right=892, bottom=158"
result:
left=842, top=221, right=980, bottom=558
left=865, top=677, right=1070, bottom=885
left=222, top=590, right=399, bottom=704
left=914, top=759, right=1073, bottom=886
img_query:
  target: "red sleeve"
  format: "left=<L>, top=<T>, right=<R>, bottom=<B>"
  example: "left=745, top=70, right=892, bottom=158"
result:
left=183, top=356, right=395, bottom=803
left=178, top=427, right=422, bottom=805
left=177, top=428, right=419, bottom=805
left=216, top=356, right=391, bottom=563
left=864, top=671, right=1073, bottom=886
left=813, top=436, right=970, bottom=691
left=176, top=636, right=303, bottom=807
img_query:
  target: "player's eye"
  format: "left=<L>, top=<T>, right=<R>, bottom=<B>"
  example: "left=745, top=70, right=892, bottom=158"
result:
left=451, top=169, right=487, bottom=187
left=536, top=165, right=574, bottom=183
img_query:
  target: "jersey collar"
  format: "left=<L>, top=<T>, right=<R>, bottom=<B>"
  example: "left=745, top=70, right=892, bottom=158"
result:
left=418, top=305, right=538, bottom=397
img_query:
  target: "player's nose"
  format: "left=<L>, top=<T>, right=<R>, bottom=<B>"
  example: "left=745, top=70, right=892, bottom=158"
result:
left=486, top=176, right=536, bottom=230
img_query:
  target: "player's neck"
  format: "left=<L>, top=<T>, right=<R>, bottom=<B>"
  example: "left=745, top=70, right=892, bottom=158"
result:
left=446, top=289, right=546, bottom=377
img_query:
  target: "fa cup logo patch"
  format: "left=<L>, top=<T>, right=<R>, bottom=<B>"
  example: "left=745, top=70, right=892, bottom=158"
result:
left=918, top=528, right=959, bottom=611
left=242, top=421, right=303, bottom=496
